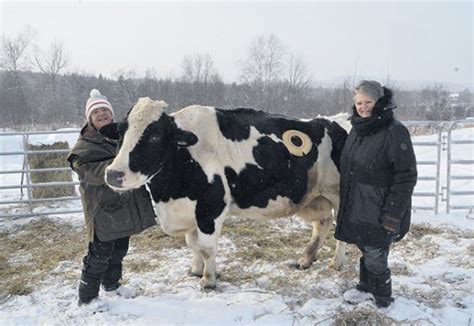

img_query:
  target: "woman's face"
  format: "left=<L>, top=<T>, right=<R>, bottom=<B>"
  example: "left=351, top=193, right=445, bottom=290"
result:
left=354, top=92, right=376, bottom=118
left=90, top=107, right=113, bottom=129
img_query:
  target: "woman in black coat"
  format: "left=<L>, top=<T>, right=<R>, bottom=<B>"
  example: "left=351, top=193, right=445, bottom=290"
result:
left=335, top=80, right=417, bottom=308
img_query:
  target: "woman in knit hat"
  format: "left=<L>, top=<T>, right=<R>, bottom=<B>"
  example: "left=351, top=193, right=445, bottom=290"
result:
left=335, top=80, right=418, bottom=308
left=67, top=89, right=156, bottom=305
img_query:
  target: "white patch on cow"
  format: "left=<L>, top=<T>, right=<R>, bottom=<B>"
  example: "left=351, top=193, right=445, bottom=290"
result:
left=314, top=130, right=340, bottom=191
left=156, top=197, right=197, bottom=236
left=320, top=112, right=352, bottom=132
left=173, top=106, right=272, bottom=183
left=107, top=98, right=168, bottom=189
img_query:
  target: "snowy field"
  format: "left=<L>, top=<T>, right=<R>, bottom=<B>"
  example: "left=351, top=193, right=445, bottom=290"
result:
left=0, top=127, right=473, bottom=325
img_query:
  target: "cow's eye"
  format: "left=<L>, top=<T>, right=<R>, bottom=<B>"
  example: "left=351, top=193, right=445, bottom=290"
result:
left=149, top=135, right=161, bottom=143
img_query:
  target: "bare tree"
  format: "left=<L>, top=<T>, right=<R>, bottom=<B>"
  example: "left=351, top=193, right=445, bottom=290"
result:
left=178, top=53, right=224, bottom=106
left=332, top=75, right=354, bottom=114
left=180, top=53, right=221, bottom=84
left=33, top=40, right=69, bottom=88
left=0, top=26, right=36, bottom=72
left=283, top=54, right=313, bottom=115
left=239, top=34, right=286, bottom=110
left=286, top=54, right=312, bottom=94
left=240, top=34, right=286, bottom=87
left=0, top=26, right=36, bottom=125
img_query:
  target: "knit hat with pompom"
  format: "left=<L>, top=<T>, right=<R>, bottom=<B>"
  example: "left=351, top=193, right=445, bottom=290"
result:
left=85, top=89, right=114, bottom=122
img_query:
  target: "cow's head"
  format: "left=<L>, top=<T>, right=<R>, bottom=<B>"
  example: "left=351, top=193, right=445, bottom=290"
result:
left=101, top=97, right=197, bottom=191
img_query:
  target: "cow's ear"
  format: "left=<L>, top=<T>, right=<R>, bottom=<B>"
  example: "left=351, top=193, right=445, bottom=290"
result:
left=174, top=129, right=198, bottom=147
left=99, top=123, right=120, bottom=140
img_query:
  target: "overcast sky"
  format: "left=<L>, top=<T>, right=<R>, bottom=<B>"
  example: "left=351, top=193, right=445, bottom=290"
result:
left=1, top=1, right=472, bottom=88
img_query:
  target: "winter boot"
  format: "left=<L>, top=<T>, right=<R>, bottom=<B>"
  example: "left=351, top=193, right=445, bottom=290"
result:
left=368, top=269, right=394, bottom=308
left=356, top=257, right=369, bottom=293
left=78, top=274, right=101, bottom=305
left=102, top=262, right=122, bottom=292
left=343, top=257, right=373, bottom=304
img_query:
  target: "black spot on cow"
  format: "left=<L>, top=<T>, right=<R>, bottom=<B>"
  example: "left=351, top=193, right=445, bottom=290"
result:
left=225, top=134, right=319, bottom=209
left=195, top=175, right=226, bottom=234
left=215, top=109, right=343, bottom=210
left=216, top=108, right=316, bottom=141
left=143, top=122, right=225, bottom=234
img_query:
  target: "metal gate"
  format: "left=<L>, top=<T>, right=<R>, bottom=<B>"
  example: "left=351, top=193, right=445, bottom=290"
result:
left=405, top=121, right=443, bottom=214
left=443, top=118, right=474, bottom=217
left=0, top=129, right=82, bottom=219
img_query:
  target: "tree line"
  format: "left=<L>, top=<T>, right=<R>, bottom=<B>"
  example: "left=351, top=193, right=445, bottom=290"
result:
left=1, top=28, right=471, bottom=129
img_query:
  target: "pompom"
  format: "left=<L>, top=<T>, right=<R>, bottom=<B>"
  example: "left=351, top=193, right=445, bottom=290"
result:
left=90, top=89, right=101, bottom=97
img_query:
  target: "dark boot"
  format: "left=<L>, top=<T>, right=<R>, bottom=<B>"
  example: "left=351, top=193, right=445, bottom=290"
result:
left=102, top=237, right=129, bottom=291
left=78, top=274, right=101, bottom=305
left=368, top=269, right=394, bottom=308
left=356, top=257, right=369, bottom=292
left=102, top=262, right=122, bottom=292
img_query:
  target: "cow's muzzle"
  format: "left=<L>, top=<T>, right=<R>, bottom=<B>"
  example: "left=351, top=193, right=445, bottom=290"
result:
left=106, top=170, right=125, bottom=188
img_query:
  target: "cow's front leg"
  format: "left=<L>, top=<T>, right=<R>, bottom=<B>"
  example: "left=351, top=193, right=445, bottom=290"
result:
left=298, top=217, right=332, bottom=269
left=185, top=228, right=204, bottom=276
left=193, top=175, right=228, bottom=289
left=195, top=229, right=220, bottom=289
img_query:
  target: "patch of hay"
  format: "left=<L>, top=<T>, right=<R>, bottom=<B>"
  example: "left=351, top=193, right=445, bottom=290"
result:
left=398, top=284, right=446, bottom=309
left=409, top=224, right=444, bottom=237
left=333, top=306, right=397, bottom=325
left=224, top=218, right=311, bottom=263
left=125, top=226, right=187, bottom=273
left=27, top=141, right=75, bottom=199
left=0, top=218, right=84, bottom=296
left=130, top=226, right=186, bottom=251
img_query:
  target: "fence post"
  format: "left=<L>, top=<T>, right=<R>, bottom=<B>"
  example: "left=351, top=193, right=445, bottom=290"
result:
left=22, top=133, right=34, bottom=214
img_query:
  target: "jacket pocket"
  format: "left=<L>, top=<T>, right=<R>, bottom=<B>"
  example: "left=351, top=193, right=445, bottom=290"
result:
left=350, top=182, right=387, bottom=227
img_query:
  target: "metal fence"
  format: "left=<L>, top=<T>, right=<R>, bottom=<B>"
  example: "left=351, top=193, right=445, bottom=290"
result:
left=0, top=119, right=473, bottom=219
left=444, top=118, right=474, bottom=217
left=0, top=129, right=82, bottom=219
left=405, top=121, right=443, bottom=214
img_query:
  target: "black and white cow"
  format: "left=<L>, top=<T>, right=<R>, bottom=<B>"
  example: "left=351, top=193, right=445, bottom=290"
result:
left=101, top=97, right=351, bottom=288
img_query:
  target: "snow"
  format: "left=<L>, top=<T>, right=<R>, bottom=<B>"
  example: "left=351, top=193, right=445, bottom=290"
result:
left=0, top=127, right=473, bottom=325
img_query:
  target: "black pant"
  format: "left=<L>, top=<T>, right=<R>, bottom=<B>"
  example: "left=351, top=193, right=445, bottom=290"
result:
left=357, top=244, right=390, bottom=274
left=82, top=235, right=130, bottom=282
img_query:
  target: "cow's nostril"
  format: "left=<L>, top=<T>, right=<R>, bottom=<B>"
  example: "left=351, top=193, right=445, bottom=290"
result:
left=106, top=170, right=125, bottom=188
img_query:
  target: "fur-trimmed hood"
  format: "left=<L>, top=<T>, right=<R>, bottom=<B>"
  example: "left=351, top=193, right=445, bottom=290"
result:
left=352, top=86, right=396, bottom=118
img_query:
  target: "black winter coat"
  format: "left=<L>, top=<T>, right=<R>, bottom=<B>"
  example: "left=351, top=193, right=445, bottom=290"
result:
left=335, top=89, right=417, bottom=247
left=67, top=124, right=157, bottom=242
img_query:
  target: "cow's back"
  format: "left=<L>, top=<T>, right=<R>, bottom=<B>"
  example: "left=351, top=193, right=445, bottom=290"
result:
left=171, top=106, right=343, bottom=219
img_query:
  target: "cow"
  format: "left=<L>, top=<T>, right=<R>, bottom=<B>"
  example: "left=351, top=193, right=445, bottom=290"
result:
left=100, top=97, right=351, bottom=289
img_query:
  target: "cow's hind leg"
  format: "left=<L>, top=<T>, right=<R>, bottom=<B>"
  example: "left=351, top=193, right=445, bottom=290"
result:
left=298, top=217, right=332, bottom=269
left=298, top=196, right=333, bottom=269
left=329, top=240, right=347, bottom=270
left=185, top=228, right=204, bottom=277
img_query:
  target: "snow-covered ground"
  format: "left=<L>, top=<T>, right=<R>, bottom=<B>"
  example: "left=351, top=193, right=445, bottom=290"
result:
left=0, top=127, right=473, bottom=325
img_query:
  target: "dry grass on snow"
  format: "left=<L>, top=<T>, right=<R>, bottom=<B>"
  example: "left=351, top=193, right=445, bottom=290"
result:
left=1, top=216, right=472, bottom=313
left=0, top=218, right=85, bottom=297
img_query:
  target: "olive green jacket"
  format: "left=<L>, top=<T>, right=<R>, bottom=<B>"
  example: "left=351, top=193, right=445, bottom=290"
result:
left=67, top=124, right=156, bottom=242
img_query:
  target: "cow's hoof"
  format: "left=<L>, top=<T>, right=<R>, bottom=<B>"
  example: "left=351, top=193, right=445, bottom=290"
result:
left=199, top=279, right=217, bottom=290
left=189, top=269, right=203, bottom=278
left=297, top=257, right=314, bottom=270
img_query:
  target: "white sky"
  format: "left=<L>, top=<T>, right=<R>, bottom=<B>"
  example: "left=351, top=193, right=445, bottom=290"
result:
left=1, top=0, right=473, bottom=87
